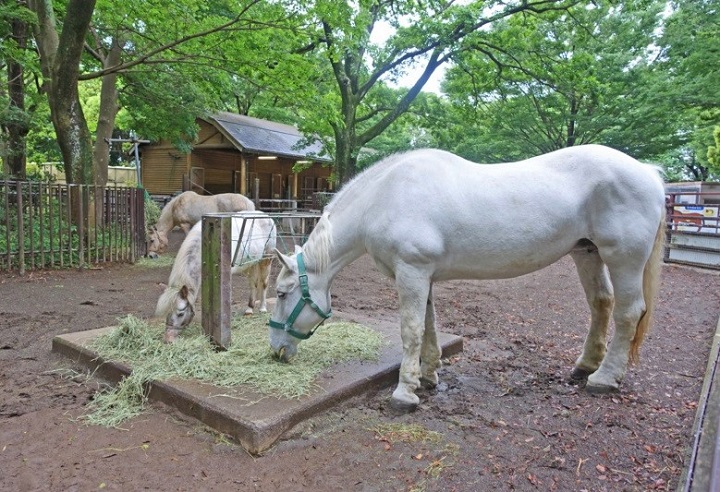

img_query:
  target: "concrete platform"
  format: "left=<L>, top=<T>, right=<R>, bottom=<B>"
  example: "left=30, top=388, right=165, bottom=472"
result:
left=52, top=310, right=463, bottom=455
left=680, top=315, right=720, bottom=491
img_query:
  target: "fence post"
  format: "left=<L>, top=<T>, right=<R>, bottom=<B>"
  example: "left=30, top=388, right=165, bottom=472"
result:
left=16, top=182, right=25, bottom=275
left=201, top=214, right=233, bottom=349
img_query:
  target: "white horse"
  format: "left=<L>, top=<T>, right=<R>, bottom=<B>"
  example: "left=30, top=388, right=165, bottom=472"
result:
left=156, top=212, right=276, bottom=343
left=268, top=145, right=666, bottom=412
left=148, top=191, right=255, bottom=258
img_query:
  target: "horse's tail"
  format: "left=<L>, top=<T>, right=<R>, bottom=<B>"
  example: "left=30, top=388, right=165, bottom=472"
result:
left=630, top=206, right=666, bottom=364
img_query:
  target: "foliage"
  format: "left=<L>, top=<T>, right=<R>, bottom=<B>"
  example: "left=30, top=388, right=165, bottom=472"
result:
left=7, top=0, right=720, bottom=184
left=144, top=193, right=162, bottom=233
left=633, top=0, right=720, bottom=179
left=707, top=127, right=720, bottom=175
left=439, top=1, right=667, bottom=161
left=0, top=191, right=80, bottom=269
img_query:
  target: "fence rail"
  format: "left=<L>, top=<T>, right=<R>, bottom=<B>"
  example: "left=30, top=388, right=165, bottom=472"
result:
left=665, top=192, right=720, bottom=270
left=1, top=181, right=146, bottom=274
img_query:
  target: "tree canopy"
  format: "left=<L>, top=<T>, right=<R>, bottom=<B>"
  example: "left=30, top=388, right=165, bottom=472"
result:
left=1, top=0, right=718, bottom=184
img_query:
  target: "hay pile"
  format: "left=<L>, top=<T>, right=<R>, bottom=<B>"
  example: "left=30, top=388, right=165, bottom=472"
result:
left=81, top=314, right=384, bottom=427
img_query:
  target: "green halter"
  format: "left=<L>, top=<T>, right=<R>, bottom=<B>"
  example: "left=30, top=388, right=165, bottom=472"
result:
left=268, top=252, right=332, bottom=340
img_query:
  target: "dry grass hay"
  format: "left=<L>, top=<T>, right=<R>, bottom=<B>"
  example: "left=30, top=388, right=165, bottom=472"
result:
left=81, top=314, right=385, bottom=427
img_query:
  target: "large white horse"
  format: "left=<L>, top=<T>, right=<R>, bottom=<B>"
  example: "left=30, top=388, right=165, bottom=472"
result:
left=148, top=191, right=255, bottom=258
left=156, top=212, right=276, bottom=343
left=268, top=145, right=666, bottom=412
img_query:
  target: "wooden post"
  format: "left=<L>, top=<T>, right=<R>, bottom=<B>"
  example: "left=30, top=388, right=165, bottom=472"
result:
left=240, top=154, right=247, bottom=195
left=201, top=214, right=233, bottom=349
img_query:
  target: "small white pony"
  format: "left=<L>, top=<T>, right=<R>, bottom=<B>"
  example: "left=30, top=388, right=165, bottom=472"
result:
left=155, top=212, right=276, bottom=343
left=148, top=191, right=255, bottom=258
left=268, top=145, right=666, bottom=412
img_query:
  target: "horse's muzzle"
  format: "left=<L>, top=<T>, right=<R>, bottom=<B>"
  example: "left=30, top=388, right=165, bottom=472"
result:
left=148, top=251, right=159, bottom=260
left=271, top=344, right=297, bottom=363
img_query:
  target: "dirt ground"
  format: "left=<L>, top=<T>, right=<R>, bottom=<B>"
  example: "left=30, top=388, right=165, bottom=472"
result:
left=1, top=230, right=719, bottom=492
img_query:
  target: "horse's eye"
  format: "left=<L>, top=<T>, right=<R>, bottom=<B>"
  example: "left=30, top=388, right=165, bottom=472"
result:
left=277, top=291, right=286, bottom=299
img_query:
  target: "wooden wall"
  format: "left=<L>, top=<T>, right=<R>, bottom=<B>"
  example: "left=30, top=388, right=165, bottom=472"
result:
left=141, top=146, right=187, bottom=195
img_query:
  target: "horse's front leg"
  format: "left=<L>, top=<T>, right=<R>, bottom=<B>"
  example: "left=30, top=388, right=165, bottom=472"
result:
left=420, top=285, right=442, bottom=389
left=390, top=267, right=431, bottom=413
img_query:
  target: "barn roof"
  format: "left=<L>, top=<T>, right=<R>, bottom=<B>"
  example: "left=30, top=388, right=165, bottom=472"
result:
left=205, top=112, right=332, bottom=163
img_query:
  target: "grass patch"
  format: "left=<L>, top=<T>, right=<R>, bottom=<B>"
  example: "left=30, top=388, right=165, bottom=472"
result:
left=81, top=314, right=385, bottom=427
left=134, top=254, right=176, bottom=268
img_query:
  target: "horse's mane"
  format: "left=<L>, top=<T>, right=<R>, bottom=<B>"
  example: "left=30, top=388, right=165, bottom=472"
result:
left=301, top=153, right=410, bottom=273
left=302, top=213, right=332, bottom=273
left=325, top=152, right=407, bottom=215
left=154, top=222, right=202, bottom=316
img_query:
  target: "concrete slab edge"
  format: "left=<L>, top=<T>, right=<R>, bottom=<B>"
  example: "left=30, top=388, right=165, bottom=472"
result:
left=679, top=314, right=720, bottom=492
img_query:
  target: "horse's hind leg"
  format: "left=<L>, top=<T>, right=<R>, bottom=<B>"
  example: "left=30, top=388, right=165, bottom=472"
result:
left=420, top=284, right=442, bottom=389
left=244, top=260, right=271, bottom=315
left=570, top=246, right=614, bottom=381
left=586, top=262, right=647, bottom=392
left=245, top=266, right=258, bottom=315
left=391, top=264, right=432, bottom=412
left=256, top=258, right=272, bottom=313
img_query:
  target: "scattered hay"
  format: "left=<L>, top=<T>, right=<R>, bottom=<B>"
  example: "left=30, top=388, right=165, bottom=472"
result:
left=81, top=314, right=385, bottom=427
left=373, top=423, right=442, bottom=444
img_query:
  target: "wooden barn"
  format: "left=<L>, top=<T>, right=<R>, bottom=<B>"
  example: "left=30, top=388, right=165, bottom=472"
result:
left=140, top=112, right=333, bottom=208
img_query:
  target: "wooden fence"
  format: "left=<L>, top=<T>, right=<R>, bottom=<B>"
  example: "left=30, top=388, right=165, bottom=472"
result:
left=1, top=181, right=146, bottom=274
left=666, top=192, right=720, bottom=270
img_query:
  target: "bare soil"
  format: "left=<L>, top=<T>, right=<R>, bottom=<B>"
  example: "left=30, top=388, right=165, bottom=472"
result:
left=1, top=230, right=719, bottom=491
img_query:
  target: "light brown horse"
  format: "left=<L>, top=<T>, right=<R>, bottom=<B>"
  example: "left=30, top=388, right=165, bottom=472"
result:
left=148, top=191, right=254, bottom=258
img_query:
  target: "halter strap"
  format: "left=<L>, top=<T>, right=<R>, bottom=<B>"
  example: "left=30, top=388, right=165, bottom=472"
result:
left=268, top=252, right=332, bottom=340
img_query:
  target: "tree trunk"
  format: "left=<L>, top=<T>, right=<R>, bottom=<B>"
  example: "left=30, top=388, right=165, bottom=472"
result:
left=29, top=0, right=97, bottom=185
left=334, top=131, right=355, bottom=185
left=5, top=14, right=29, bottom=179
left=93, top=37, right=123, bottom=188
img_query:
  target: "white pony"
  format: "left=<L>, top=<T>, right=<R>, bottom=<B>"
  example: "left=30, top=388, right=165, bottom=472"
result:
left=268, top=145, right=666, bottom=412
left=156, top=212, right=276, bottom=343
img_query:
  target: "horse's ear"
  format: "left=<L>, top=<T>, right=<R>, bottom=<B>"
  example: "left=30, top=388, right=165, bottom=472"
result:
left=274, top=248, right=295, bottom=271
left=179, top=285, right=189, bottom=300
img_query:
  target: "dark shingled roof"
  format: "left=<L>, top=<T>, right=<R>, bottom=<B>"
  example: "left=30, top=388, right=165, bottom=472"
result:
left=206, top=112, right=331, bottom=162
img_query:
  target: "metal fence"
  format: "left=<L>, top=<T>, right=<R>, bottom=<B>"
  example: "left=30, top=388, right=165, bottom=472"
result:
left=666, top=192, right=720, bottom=270
left=1, top=181, right=146, bottom=274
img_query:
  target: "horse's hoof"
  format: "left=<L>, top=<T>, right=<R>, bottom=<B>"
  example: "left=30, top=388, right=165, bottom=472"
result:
left=585, top=382, right=620, bottom=394
left=243, top=308, right=253, bottom=316
left=388, top=397, right=419, bottom=414
left=569, top=367, right=594, bottom=381
left=389, top=388, right=419, bottom=413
